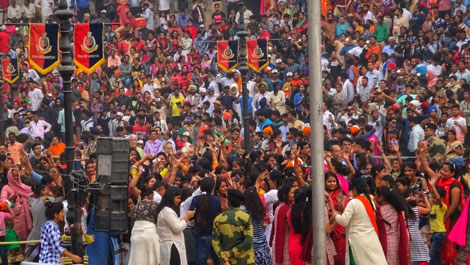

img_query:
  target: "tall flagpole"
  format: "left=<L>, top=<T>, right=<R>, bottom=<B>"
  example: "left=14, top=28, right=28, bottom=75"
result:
left=308, top=0, right=327, bottom=263
left=55, top=0, right=84, bottom=258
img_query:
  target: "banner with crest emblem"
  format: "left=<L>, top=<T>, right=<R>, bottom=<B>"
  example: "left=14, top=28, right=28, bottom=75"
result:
left=74, top=23, right=105, bottom=74
left=217, top=40, right=239, bottom=73
left=1, top=58, right=19, bottom=84
left=28, top=23, right=60, bottom=75
left=247, top=39, right=269, bottom=72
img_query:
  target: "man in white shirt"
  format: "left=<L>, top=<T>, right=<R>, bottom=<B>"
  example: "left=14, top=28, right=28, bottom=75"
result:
left=201, top=87, right=218, bottom=114
left=446, top=105, right=467, bottom=142
left=427, top=59, right=442, bottom=76
left=252, top=83, right=271, bottom=111
left=8, top=0, right=22, bottom=21
left=141, top=3, right=155, bottom=32
left=28, top=83, right=44, bottom=112
left=28, top=112, right=52, bottom=139
left=408, top=116, right=424, bottom=153
left=347, top=38, right=366, bottom=60
left=365, top=61, right=383, bottom=88
left=235, top=3, right=253, bottom=25
left=21, top=63, right=40, bottom=83
left=142, top=75, right=157, bottom=97
left=322, top=102, right=336, bottom=132
left=22, top=0, right=36, bottom=19
left=356, top=76, right=372, bottom=103
left=342, top=74, right=355, bottom=104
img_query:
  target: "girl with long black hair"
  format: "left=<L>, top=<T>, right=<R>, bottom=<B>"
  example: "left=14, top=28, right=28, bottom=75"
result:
left=157, top=186, right=196, bottom=265
left=270, top=183, right=296, bottom=265
left=331, top=178, right=387, bottom=264
left=189, top=177, right=221, bottom=265
left=39, top=202, right=82, bottom=264
left=244, top=187, right=273, bottom=265
left=374, top=185, right=413, bottom=265
left=325, top=171, right=346, bottom=265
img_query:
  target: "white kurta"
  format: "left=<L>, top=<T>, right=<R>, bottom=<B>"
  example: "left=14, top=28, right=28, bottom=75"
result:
left=129, top=221, right=160, bottom=265
left=157, top=207, right=188, bottom=265
left=335, top=198, right=388, bottom=265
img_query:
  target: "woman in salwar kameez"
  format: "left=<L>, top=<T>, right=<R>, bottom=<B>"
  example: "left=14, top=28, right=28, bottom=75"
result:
left=332, top=178, right=387, bottom=265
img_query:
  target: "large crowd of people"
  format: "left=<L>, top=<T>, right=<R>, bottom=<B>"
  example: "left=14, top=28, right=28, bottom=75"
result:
left=0, top=0, right=469, bottom=264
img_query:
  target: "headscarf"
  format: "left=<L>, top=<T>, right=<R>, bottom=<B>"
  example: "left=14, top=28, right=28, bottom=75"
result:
left=7, top=168, right=33, bottom=197
left=6, top=168, right=33, bottom=230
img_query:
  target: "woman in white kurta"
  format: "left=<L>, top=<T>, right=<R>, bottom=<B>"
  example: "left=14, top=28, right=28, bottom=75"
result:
left=157, top=187, right=196, bottom=265
left=129, top=188, right=160, bottom=265
left=332, top=178, right=388, bottom=265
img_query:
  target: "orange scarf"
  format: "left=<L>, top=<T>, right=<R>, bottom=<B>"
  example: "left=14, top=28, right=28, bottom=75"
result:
left=356, top=195, right=379, bottom=236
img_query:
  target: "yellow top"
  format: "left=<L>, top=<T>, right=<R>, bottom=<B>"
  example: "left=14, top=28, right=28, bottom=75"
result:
left=430, top=203, right=447, bottom=233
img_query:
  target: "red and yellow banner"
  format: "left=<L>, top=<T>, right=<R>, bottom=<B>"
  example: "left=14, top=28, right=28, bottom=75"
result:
left=247, top=39, right=269, bottom=72
left=1, top=58, right=19, bottom=84
left=74, top=23, right=105, bottom=74
left=217, top=40, right=239, bottom=73
left=28, top=23, right=60, bottom=75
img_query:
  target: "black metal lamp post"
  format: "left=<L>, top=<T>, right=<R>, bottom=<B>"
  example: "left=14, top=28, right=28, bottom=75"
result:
left=54, top=0, right=84, bottom=259
left=237, top=2, right=252, bottom=153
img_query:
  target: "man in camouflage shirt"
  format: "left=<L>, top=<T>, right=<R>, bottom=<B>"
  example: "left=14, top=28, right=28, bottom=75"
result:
left=424, top=123, right=446, bottom=163
left=212, top=189, right=255, bottom=265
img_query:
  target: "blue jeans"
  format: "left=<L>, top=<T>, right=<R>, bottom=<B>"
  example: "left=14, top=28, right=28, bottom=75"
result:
left=194, top=235, right=219, bottom=265
left=430, top=232, right=446, bottom=265
left=297, top=0, right=307, bottom=12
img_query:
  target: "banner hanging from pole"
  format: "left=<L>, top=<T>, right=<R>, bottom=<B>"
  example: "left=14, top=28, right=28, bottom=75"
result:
left=247, top=39, right=269, bottom=72
left=217, top=40, right=239, bottom=73
left=1, top=58, right=19, bottom=84
left=28, top=23, right=60, bottom=75
left=73, top=23, right=105, bottom=74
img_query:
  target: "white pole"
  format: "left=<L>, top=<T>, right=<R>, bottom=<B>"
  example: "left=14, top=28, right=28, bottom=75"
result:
left=307, top=0, right=327, bottom=263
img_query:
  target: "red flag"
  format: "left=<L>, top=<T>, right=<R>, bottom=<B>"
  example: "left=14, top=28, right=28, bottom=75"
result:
left=217, top=40, right=239, bottom=73
left=74, top=23, right=105, bottom=74
left=1, top=58, right=19, bottom=84
left=28, top=23, right=59, bottom=75
left=247, top=39, right=269, bottom=72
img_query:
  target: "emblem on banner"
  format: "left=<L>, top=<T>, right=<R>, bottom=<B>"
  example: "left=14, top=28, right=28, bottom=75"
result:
left=36, top=32, right=52, bottom=54
left=222, top=46, right=235, bottom=60
left=6, top=63, right=16, bottom=74
left=251, top=45, right=264, bottom=59
left=81, top=32, right=98, bottom=53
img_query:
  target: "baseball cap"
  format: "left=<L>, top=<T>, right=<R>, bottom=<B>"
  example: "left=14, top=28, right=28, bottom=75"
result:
left=275, top=59, right=282, bottom=64
left=272, top=69, right=279, bottom=74
left=286, top=72, right=293, bottom=77
left=101, top=10, right=107, bottom=13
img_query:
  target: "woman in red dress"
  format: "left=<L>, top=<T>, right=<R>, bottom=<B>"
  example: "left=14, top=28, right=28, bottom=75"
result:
left=325, top=172, right=346, bottom=265
left=435, top=162, right=465, bottom=264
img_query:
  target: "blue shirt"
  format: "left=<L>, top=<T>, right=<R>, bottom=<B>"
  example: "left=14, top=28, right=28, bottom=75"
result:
left=414, top=63, right=428, bottom=76
left=176, top=15, right=190, bottom=27
left=70, top=0, right=89, bottom=8
left=336, top=23, right=350, bottom=37
left=258, top=118, right=273, bottom=130
left=236, top=96, right=253, bottom=114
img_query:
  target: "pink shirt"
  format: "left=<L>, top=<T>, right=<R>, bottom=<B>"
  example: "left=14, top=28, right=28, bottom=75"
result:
left=0, top=212, right=13, bottom=236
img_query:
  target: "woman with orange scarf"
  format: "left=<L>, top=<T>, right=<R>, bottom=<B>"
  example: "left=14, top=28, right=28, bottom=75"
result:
left=436, top=162, right=465, bottom=265
left=331, top=178, right=387, bottom=265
